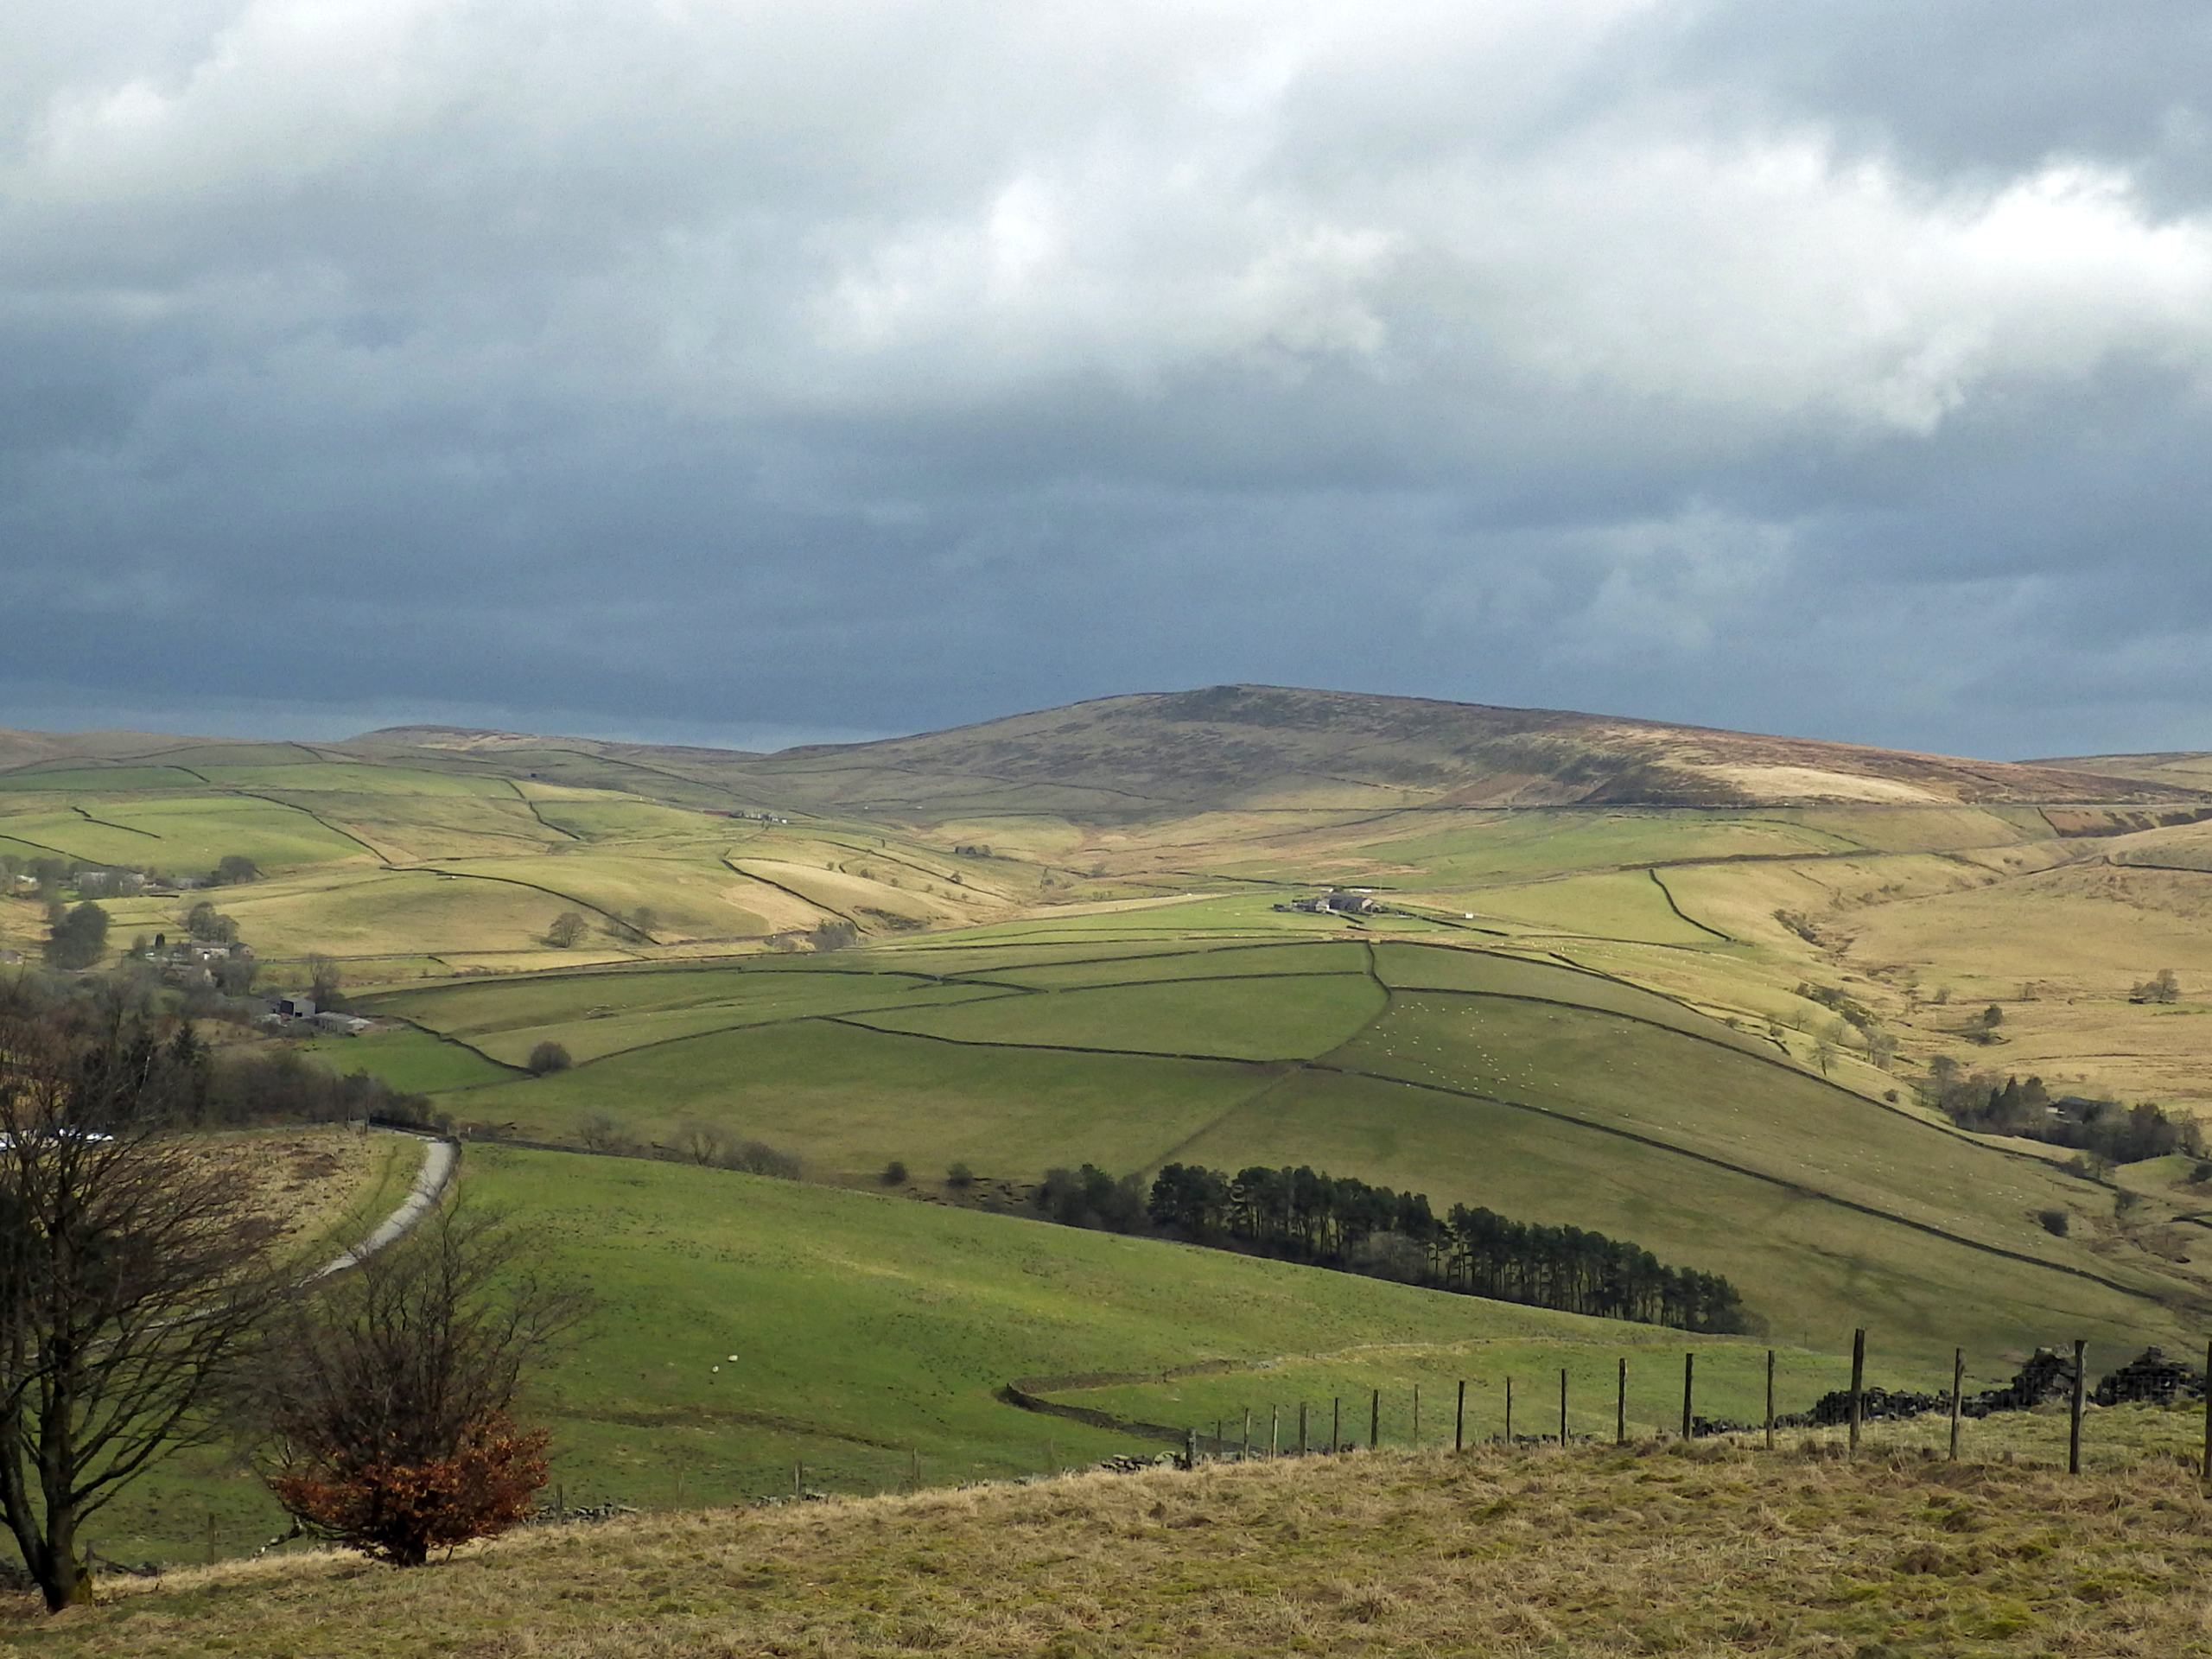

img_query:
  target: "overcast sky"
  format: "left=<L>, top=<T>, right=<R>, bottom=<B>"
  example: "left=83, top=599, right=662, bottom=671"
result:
left=4, top=2, right=2209, bottom=758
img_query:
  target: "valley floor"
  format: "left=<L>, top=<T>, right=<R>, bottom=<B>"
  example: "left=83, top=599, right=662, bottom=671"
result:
left=16, top=1440, right=2212, bottom=1656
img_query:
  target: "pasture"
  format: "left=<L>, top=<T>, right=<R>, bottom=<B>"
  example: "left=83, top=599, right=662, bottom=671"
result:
left=0, top=748, right=1025, bottom=980
left=102, top=1145, right=1914, bottom=1566
left=10, top=723, right=2212, bottom=1128
left=349, top=937, right=2209, bottom=1375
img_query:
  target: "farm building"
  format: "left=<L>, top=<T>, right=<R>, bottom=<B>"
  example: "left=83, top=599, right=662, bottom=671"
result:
left=1282, top=891, right=1379, bottom=915
left=2050, top=1095, right=2115, bottom=1126
left=170, top=939, right=250, bottom=965
left=1281, top=891, right=1381, bottom=916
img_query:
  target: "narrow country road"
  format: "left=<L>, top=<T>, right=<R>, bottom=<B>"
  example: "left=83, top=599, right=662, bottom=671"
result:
left=310, top=1130, right=458, bottom=1281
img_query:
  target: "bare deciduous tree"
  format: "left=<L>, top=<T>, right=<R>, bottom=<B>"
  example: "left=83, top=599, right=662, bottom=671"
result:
left=257, top=1204, right=585, bottom=1567
left=306, top=954, right=345, bottom=1010
left=576, top=1113, right=634, bottom=1155
left=673, top=1122, right=728, bottom=1166
left=545, top=912, right=588, bottom=949
left=0, top=999, right=290, bottom=1609
left=2133, top=968, right=2182, bottom=1004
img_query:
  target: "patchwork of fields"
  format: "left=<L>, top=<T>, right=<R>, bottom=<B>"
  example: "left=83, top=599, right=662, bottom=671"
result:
left=10, top=723, right=2212, bottom=1132
left=0, top=743, right=1037, bottom=975
left=16, top=703, right=2212, bottom=1577
left=344, top=937, right=2212, bottom=1378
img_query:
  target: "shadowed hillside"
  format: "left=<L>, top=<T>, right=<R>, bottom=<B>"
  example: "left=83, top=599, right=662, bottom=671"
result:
left=359, top=685, right=2204, bottom=816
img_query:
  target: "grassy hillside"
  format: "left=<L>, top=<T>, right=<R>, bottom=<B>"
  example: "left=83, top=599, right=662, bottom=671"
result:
left=93, top=1146, right=1881, bottom=1564
left=10, top=691, right=2212, bottom=1122
left=351, top=938, right=2212, bottom=1378
left=0, top=739, right=1027, bottom=979
left=25, top=1440, right=2212, bottom=1656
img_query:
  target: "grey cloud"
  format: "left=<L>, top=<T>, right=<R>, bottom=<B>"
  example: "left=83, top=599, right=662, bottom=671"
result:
left=3, top=2, right=2210, bottom=760
left=1624, top=2, right=2212, bottom=209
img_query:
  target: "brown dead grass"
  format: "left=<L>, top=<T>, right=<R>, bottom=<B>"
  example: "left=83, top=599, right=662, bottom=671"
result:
left=191, top=1126, right=406, bottom=1262
left=14, top=1441, right=2212, bottom=1656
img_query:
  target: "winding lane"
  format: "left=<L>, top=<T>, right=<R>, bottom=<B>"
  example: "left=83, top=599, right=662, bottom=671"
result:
left=310, top=1130, right=458, bottom=1281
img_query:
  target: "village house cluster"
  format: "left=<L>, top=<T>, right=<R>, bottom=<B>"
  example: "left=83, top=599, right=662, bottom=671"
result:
left=149, top=936, right=254, bottom=988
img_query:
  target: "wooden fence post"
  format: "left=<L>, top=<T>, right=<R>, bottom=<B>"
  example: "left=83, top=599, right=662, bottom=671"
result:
left=1617, top=1357, right=1627, bottom=1446
left=1949, top=1348, right=1964, bottom=1463
left=1764, top=1349, right=1776, bottom=1452
left=1332, top=1396, right=1341, bottom=1453
left=1370, top=1389, right=1380, bottom=1450
left=2069, top=1338, right=2087, bottom=1477
left=794, top=1460, right=804, bottom=1497
left=1270, top=1406, right=1279, bottom=1459
left=1559, top=1369, right=1568, bottom=1445
left=1298, top=1402, right=1308, bottom=1457
left=1847, top=1327, right=1866, bottom=1459
left=1456, top=1380, right=1466, bottom=1452
left=1681, top=1352, right=1694, bottom=1440
left=911, top=1448, right=920, bottom=1488
left=1505, top=1376, right=1514, bottom=1443
left=2194, top=1336, right=2212, bottom=1495
left=1413, top=1384, right=1421, bottom=1446
left=1243, top=1407, right=1252, bottom=1460
left=1185, top=1429, right=1198, bottom=1470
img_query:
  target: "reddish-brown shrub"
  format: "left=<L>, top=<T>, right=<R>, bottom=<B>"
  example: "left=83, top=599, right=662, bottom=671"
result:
left=269, top=1415, right=550, bottom=1566
left=257, top=1204, right=584, bottom=1568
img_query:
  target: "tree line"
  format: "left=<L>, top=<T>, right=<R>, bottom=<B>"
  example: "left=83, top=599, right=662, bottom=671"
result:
left=1926, top=1064, right=2203, bottom=1166
left=1032, top=1159, right=1750, bottom=1334
left=0, top=850, right=260, bottom=899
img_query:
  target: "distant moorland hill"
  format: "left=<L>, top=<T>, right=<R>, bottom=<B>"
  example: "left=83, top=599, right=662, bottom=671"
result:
left=357, top=684, right=2204, bottom=814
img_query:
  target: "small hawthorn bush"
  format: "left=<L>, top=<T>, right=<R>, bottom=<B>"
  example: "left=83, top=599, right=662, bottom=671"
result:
left=527, top=1040, right=573, bottom=1076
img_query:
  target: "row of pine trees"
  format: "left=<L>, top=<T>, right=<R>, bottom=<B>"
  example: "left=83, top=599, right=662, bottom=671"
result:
left=1145, top=1161, right=1751, bottom=1333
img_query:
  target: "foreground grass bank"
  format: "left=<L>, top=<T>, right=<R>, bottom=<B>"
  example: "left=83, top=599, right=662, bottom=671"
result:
left=18, top=1440, right=2212, bottom=1656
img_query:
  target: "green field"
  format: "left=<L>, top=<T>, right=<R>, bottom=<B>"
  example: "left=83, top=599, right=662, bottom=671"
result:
left=103, top=1146, right=1902, bottom=1565
left=333, top=936, right=2212, bottom=1378
left=293, top=1026, right=520, bottom=1093
left=440, top=1017, right=1273, bottom=1168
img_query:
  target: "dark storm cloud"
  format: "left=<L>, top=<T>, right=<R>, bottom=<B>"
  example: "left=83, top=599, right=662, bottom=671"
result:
left=3, top=1, right=2209, bottom=758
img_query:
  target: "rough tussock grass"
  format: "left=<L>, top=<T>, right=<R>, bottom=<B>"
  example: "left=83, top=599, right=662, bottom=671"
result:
left=14, top=1440, right=2212, bottom=1656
